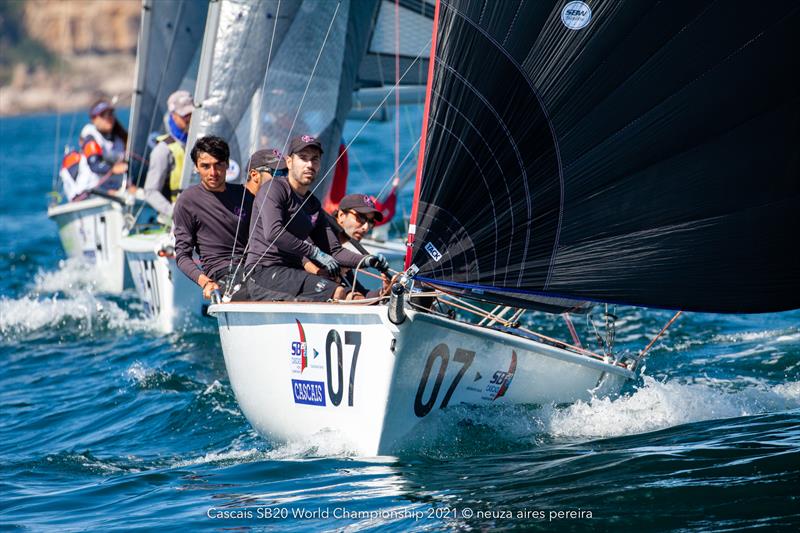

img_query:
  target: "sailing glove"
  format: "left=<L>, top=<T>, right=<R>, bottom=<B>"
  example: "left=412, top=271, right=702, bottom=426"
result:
left=365, top=253, right=390, bottom=273
left=310, top=246, right=340, bottom=278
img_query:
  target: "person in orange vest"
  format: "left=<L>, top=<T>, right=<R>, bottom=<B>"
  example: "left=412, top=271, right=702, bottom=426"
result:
left=61, top=99, right=128, bottom=201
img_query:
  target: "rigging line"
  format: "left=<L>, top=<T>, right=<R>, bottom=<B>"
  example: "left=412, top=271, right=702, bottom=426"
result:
left=130, top=0, right=187, bottom=195
left=51, top=1, right=70, bottom=195
left=227, top=35, right=434, bottom=296
left=236, top=37, right=434, bottom=289
left=636, top=311, right=683, bottom=365
left=276, top=1, right=342, bottom=163
left=375, top=135, right=421, bottom=199
left=394, top=0, right=400, bottom=188
left=248, top=0, right=281, bottom=156
left=347, top=145, right=371, bottom=184
left=227, top=0, right=283, bottom=279
left=226, top=1, right=343, bottom=293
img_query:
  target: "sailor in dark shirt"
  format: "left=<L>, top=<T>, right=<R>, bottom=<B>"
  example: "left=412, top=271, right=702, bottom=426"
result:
left=173, top=136, right=253, bottom=300
left=246, top=135, right=388, bottom=302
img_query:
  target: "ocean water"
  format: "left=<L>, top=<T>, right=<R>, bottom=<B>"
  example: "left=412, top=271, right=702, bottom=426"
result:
left=1, top=112, right=799, bottom=531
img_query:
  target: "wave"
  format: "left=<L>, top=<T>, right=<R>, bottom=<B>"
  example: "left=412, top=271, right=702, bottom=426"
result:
left=33, top=258, right=106, bottom=294
left=544, top=376, right=800, bottom=440
left=0, top=292, right=155, bottom=337
left=1, top=260, right=157, bottom=337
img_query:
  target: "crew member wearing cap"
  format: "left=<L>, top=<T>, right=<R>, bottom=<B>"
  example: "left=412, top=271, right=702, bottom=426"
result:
left=327, top=194, right=392, bottom=298
left=173, top=136, right=254, bottom=300
left=245, top=148, right=287, bottom=196
left=64, top=98, right=129, bottom=201
left=245, top=135, right=389, bottom=302
left=144, top=89, right=193, bottom=219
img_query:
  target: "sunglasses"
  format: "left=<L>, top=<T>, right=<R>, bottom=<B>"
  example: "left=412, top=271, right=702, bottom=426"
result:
left=348, top=210, right=375, bottom=227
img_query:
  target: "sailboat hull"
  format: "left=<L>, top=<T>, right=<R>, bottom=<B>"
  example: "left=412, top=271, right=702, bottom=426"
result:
left=47, top=198, right=129, bottom=293
left=121, top=232, right=206, bottom=332
left=211, top=302, right=633, bottom=456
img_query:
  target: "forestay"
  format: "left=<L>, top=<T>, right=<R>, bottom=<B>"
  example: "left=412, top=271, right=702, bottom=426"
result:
left=407, top=0, right=800, bottom=314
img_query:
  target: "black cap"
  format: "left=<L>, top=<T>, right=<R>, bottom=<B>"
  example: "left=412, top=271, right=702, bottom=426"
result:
left=338, top=193, right=384, bottom=222
left=247, top=148, right=287, bottom=172
left=288, top=135, right=324, bottom=155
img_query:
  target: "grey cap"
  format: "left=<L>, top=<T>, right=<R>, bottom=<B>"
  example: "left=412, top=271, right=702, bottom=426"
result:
left=167, top=90, right=194, bottom=116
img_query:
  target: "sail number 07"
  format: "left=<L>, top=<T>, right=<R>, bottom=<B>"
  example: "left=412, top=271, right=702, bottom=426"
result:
left=325, top=329, right=361, bottom=407
left=414, top=344, right=475, bottom=417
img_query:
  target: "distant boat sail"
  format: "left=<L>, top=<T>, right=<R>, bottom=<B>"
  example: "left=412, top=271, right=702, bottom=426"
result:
left=407, top=0, right=800, bottom=314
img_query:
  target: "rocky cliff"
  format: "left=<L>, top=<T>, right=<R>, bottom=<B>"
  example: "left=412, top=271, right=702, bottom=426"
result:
left=0, top=0, right=140, bottom=116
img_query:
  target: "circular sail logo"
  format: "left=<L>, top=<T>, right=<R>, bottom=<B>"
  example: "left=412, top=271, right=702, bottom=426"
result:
left=561, top=1, right=592, bottom=30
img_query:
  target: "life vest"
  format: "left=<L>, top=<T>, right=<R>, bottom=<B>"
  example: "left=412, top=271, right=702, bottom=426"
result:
left=79, top=123, right=126, bottom=169
left=63, top=123, right=127, bottom=200
left=155, top=133, right=185, bottom=203
left=59, top=150, right=82, bottom=201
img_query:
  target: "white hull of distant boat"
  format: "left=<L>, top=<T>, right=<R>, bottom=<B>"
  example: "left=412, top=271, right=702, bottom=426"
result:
left=210, top=302, right=633, bottom=456
left=47, top=197, right=129, bottom=293
left=120, top=232, right=206, bottom=333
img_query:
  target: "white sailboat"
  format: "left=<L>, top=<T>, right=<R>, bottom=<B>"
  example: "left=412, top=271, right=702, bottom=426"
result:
left=47, top=195, right=129, bottom=293
left=119, top=0, right=209, bottom=332
left=209, top=0, right=800, bottom=456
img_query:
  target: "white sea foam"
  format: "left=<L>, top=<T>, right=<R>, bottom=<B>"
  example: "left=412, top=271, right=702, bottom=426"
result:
left=172, top=430, right=359, bottom=469
left=1, top=258, right=158, bottom=336
left=265, top=429, right=360, bottom=459
left=33, top=258, right=104, bottom=293
left=0, top=292, right=154, bottom=336
left=544, top=376, right=800, bottom=439
left=173, top=448, right=268, bottom=468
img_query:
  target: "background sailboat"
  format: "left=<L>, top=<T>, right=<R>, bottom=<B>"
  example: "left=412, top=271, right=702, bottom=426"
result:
left=119, top=0, right=209, bottom=332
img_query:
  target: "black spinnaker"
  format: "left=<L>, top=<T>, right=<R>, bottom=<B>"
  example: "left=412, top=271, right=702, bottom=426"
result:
left=407, top=0, right=800, bottom=314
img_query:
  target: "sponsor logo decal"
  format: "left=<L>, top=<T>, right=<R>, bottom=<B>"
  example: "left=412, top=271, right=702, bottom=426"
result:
left=291, top=319, right=324, bottom=373
left=291, top=379, right=326, bottom=406
left=424, top=242, right=442, bottom=262
left=301, top=135, right=316, bottom=143
left=291, top=319, right=308, bottom=373
left=482, top=351, right=517, bottom=401
left=561, top=1, right=592, bottom=30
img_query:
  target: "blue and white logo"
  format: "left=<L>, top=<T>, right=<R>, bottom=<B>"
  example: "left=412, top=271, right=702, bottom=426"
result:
left=424, top=242, right=443, bottom=262
left=291, top=379, right=326, bottom=406
left=561, top=1, right=592, bottom=30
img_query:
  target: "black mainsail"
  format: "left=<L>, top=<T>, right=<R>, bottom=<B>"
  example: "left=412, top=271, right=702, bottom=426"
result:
left=407, top=0, right=799, bottom=314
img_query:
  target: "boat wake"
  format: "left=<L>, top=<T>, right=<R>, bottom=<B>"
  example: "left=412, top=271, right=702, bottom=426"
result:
left=1, top=260, right=155, bottom=337
left=545, top=376, right=800, bottom=439
left=32, top=258, right=106, bottom=293
left=392, top=376, right=800, bottom=458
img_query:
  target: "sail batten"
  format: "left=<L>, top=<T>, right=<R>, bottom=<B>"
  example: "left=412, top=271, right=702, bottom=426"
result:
left=408, top=0, right=800, bottom=314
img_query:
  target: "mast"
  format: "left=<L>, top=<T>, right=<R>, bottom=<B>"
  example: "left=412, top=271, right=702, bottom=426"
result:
left=404, top=0, right=440, bottom=269
left=124, top=0, right=153, bottom=192
left=179, top=0, right=222, bottom=190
